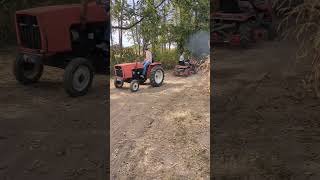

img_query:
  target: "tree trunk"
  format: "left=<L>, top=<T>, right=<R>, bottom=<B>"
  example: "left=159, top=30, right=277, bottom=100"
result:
left=111, top=28, right=113, bottom=46
left=119, top=0, right=125, bottom=59
left=133, top=0, right=141, bottom=56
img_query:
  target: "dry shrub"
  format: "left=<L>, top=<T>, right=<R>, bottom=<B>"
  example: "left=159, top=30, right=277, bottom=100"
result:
left=274, top=0, right=320, bottom=97
left=199, top=55, right=210, bottom=93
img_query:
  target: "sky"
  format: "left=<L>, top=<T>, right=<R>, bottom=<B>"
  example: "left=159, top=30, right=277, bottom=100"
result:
left=111, top=0, right=135, bottom=47
left=111, top=0, right=172, bottom=48
left=112, top=28, right=134, bottom=47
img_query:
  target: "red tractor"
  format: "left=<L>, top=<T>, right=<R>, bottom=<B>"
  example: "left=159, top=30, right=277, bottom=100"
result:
left=212, top=0, right=274, bottom=48
left=13, top=0, right=109, bottom=97
left=113, top=61, right=165, bottom=92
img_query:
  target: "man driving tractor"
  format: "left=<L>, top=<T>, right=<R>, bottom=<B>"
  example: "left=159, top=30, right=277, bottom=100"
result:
left=142, top=46, right=153, bottom=78
left=179, top=52, right=185, bottom=66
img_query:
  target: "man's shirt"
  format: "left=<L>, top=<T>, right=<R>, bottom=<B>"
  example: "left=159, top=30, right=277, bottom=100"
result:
left=145, top=50, right=152, bottom=62
left=179, top=55, right=184, bottom=62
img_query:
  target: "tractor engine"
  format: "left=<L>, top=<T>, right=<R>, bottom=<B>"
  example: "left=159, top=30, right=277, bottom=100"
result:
left=114, top=63, right=144, bottom=82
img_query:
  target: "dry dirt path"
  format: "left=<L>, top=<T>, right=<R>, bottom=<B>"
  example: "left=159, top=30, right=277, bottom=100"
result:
left=0, top=48, right=108, bottom=180
left=110, top=71, right=210, bottom=179
left=213, top=40, right=320, bottom=179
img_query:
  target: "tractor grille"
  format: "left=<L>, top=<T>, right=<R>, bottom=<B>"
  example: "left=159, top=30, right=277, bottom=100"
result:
left=17, top=15, right=42, bottom=49
left=115, top=66, right=123, bottom=77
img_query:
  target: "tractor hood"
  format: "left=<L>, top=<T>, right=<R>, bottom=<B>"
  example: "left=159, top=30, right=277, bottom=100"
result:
left=17, top=4, right=82, bottom=16
left=115, top=62, right=141, bottom=67
left=15, top=2, right=107, bottom=53
left=16, top=2, right=107, bottom=24
left=16, top=2, right=105, bottom=18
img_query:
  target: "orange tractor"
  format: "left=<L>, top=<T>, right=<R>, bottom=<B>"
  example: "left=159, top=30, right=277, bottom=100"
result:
left=113, top=61, right=165, bottom=92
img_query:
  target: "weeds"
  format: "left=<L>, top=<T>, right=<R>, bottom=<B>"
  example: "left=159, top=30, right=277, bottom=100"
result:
left=274, top=0, right=320, bottom=97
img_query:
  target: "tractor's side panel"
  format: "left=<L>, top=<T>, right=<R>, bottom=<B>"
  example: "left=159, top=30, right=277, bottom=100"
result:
left=39, top=8, right=106, bottom=53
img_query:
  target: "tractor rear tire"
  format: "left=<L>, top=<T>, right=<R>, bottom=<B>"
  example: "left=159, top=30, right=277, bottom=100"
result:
left=114, top=79, right=124, bottom=88
left=150, top=66, right=164, bottom=87
left=13, top=54, right=43, bottom=85
left=64, top=58, right=94, bottom=97
left=239, top=23, right=251, bottom=48
left=130, top=80, right=139, bottom=92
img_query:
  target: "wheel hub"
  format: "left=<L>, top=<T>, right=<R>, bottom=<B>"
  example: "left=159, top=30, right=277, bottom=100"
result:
left=73, top=65, right=90, bottom=91
left=79, top=75, right=85, bottom=83
left=133, top=83, right=138, bottom=90
left=155, top=70, right=164, bottom=84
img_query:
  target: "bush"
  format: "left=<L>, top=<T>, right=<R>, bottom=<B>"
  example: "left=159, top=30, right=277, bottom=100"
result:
left=154, top=49, right=178, bottom=69
left=274, top=0, right=320, bottom=97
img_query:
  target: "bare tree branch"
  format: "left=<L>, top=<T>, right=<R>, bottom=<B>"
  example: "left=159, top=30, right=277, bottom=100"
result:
left=112, top=0, right=167, bottom=30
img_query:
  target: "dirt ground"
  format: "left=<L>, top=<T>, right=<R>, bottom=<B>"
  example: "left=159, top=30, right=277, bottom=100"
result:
left=110, top=71, right=210, bottom=179
left=0, top=47, right=108, bottom=180
left=213, top=40, right=320, bottom=179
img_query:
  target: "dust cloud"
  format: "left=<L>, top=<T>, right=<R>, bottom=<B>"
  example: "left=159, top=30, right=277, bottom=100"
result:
left=185, top=31, right=210, bottom=59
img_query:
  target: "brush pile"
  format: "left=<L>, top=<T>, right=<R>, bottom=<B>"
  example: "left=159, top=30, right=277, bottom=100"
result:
left=274, top=0, right=320, bottom=97
left=199, top=55, right=210, bottom=93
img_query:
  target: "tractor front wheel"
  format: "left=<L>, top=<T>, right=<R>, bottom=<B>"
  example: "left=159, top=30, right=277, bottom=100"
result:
left=13, top=54, right=43, bottom=85
left=150, top=66, right=164, bottom=87
left=130, top=80, right=139, bottom=92
left=64, top=58, right=94, bottom=97
left=114, top=79, right=124, bottom=88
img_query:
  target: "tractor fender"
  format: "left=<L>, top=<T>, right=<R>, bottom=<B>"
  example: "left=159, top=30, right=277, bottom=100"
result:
left=147, top=62, right=162, bottom=77
left=149, top=62, right=162, bottom=66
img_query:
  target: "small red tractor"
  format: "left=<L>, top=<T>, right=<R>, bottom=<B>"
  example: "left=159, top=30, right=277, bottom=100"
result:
left=212, top=0, right=274, bottom=48
left=174, top=59, right=198, bottom=76
left=14, top=0, right=109, bottom=97
left=113, top=61, right=165, bottom=92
